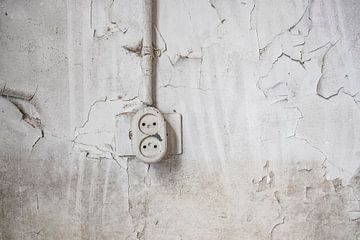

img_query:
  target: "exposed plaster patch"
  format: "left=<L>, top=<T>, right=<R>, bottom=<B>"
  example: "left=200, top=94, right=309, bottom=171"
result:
left=126, top=159, right=151, bottom=240
left=93, top=23, right=128, bottom=39
left=252, top=0, right=313, bottom=64
left=1, top=84, right=38, bottom=102
left=253, top=160, right=275, bottom=192
left=158, top=48, right=208, bottom=92
left=316, top=40, right=342, bottom=100
left=168, top=49, right=202, bottom=66
left=257, top=52, right=308, bottom=95
left=155, top=0, right=222, bottom=64
left=74, top=97, right=108, bottom=132
left=122, top=40, right=143, bottom=57
left=257, top=0, right=313, bottom=54
left=7, top=98, right=41, bottom=129
left=292, top=135, right=353, bottom=181
left=91, top=0, right=128, bottom=39
left=251, top=160, right=360, bottom=239
left=0, top=87, right=44, bottom=148
left=72, top=96, right=141, bottom=161
left=260, top=106, right=304, bottom=141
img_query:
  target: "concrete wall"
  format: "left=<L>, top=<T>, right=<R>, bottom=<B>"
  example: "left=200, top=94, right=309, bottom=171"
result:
left=1, top=0, right=359, bottom=239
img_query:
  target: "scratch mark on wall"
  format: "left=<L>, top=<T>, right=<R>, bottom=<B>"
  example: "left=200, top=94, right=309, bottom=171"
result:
left=269, top=217, right=285, bottom=240
left=74, top=97, right=108, bottom=133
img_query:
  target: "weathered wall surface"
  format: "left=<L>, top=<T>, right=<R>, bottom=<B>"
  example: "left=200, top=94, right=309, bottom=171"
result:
left=1, top=0, right=360, bottom=239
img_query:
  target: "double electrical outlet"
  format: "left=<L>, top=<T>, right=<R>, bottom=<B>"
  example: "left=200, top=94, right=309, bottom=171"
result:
left=116, top=106, right=182, bottom=163
left=131, top=107, right=167, bottom=163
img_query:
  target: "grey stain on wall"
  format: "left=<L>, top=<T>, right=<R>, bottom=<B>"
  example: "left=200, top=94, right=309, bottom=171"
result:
left=1, top=0, right=360, bottom=239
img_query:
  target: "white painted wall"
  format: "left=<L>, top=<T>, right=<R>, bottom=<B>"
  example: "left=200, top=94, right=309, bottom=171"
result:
left=1, top=0, right=359, bottom=239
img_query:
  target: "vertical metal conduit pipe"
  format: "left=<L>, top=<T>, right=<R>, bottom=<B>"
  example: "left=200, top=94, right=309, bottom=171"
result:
left=141, top=0, right=153, bottom=106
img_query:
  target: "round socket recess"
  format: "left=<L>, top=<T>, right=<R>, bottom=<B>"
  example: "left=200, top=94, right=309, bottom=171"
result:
left=140, top=137, right=163, bottom=158
left=139, top=114, right=159, bottom=135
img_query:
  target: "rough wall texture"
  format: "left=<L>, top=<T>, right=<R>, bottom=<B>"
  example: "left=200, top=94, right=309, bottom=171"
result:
left=1, top=0, right=360, bottom=239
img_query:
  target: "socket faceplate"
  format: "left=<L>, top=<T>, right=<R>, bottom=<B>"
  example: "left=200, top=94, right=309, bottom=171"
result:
left=131, top=107, right=167, bottom=163
left=115, top=111, right=182, bottom=158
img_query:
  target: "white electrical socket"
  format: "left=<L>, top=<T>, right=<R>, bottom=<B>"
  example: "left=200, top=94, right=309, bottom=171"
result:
left=131, top=107, right=167, bottom=163
left=115, top=110, right=182, bottom=159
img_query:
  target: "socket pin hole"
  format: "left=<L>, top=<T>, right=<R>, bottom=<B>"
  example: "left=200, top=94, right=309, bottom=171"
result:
left=154, top=145, right=157, bottom=148
left=142, top=122, right=146, bottom=126
left=153, top=122, right=156, bottom=126
left=143, top=145, right=146, bottom=149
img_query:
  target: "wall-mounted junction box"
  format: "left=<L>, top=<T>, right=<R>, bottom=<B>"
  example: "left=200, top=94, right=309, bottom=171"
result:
left=115, top=108, right=182, bottom=162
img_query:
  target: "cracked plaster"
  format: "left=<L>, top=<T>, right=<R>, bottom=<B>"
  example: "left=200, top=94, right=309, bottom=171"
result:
left=1, top=0, right=360, bottom=239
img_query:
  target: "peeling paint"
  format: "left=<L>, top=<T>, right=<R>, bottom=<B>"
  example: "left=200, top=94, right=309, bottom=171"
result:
left=1, top=0, right=360, bottom=239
